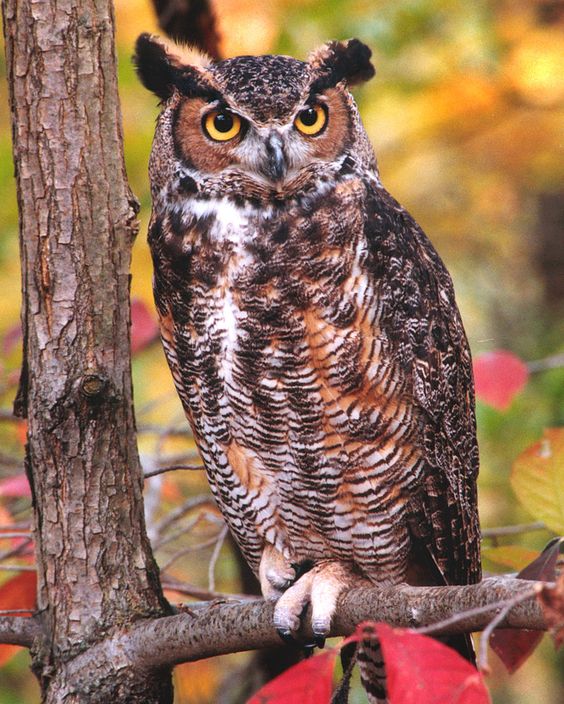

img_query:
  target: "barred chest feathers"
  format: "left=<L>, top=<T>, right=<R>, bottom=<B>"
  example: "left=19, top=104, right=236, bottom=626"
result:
left=153, top=171, right=422, bottom=586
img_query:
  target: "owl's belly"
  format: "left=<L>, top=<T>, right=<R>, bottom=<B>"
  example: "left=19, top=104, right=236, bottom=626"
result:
left=182, top=256, right=420, bottom=581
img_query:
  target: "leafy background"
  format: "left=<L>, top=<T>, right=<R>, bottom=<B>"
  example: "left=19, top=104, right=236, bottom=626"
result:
left=0, top=0, right=563, bottom=702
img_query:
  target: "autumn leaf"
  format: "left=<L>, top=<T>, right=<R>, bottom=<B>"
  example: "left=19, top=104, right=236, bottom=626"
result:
left=490, top=538, right=562, bottom=672
left=368, top=623, right=491, bottom=704
left=130, top=298, right=159, bottom=354
left=0, top=571, right=36, bottom=612
left=473, top=350, right=529, bottom=411
left=511, top=429, right=564, bottom=533
left=246, top=649, right=337, bottom=704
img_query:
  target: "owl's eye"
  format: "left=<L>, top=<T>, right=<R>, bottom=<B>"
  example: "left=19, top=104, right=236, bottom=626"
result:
left=294, top=104, right=328, bottom=136
left=203, top=109, right=243, bottom=142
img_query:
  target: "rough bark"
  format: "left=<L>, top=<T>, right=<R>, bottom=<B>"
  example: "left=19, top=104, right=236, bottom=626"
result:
left=1, top=1, right=172, bottom=701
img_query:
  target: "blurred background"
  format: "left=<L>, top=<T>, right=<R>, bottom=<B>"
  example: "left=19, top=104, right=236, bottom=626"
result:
left=0, top=0, right=563, bottom=702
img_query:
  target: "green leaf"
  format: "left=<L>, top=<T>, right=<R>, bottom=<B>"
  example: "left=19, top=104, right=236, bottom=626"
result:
left=511, top=428, right=564, bottom=534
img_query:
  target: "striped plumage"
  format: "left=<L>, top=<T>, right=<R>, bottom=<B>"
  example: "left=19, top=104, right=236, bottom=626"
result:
left=136, top=34, right=481, bottom=702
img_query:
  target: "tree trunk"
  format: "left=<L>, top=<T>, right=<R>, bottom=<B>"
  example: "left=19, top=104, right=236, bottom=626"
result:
left=1, top=1, right=173, bottom=701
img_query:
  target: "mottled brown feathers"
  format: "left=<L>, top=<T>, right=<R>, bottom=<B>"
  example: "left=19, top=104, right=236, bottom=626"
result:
left=138, top=37, right=480, bottom=701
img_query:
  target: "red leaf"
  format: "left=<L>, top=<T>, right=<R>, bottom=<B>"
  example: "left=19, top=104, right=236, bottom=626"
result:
left=130, top=298, right=159, bottom=354
left=517, top=537, right=562, bottom=582
left=372, top=623, right=491, bottom=704
left=489, top=629, right=543, bottom=673
left=473, top=350, right=529, bottom=410
left=246, top=649, right=337, bottom=704
left=0, top=571, right=36, bottom=612
left=0, top=474, right=31, bottom=497
left=490, top=538, right=562, bottom=672
left=0, top=572, right=36, bottom=667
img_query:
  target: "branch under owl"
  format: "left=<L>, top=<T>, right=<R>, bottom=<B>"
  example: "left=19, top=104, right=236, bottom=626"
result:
left=0, top=576, right=550, bottom=676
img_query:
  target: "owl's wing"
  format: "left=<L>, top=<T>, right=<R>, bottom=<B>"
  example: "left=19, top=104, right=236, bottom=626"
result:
left=364, top=186, right=481, bottom=587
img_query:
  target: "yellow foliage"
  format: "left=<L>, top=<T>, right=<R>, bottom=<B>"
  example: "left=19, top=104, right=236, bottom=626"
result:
left=216, top=0, right=280, bottom=57
left=482, top=545, right=540, bottom=571
left=115, top=0, right=159, bottom=44
left=511, top=428, right=564, bottom=534
left=504, top=29, right=564, bottom=107
left=174, top=660, right=219, bottom=704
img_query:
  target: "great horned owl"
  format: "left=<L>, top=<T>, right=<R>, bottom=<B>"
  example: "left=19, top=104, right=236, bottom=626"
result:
left=135, top=34, right=481, bottom=701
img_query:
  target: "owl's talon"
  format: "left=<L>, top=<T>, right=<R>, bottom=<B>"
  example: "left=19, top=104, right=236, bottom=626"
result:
left=313, top=634, right=326, bottom=649
left=272, top=560, right=364, bottom=643
left=303, top=643, right=317, bottom=658
left=276, top=628, right=296, bottom=645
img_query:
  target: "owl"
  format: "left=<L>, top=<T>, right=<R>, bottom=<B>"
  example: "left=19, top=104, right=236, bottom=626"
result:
left=135, top=34, right=481, bottom=702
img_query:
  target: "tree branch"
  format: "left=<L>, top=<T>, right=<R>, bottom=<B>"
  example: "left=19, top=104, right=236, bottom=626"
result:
left=0, top=615, right=41, bottom=647
left=34, top=577, right=545, bottom=687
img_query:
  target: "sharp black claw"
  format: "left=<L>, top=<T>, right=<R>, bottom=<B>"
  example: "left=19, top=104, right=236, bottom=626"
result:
left=313, top=633, right=326, bottom=649
left=277, top=628, right=296, bottom=645
left=303, top=643, right=316, bottom=658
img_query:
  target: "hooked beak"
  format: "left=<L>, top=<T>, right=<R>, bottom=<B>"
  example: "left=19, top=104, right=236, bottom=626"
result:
left=264, top=132, right=287, bottom=183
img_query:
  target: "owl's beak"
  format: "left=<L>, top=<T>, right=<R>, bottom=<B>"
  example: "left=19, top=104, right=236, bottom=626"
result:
left=264, top=133, right=287, bottom=183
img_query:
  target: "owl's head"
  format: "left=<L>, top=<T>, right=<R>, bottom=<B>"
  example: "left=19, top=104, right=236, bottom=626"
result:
left=134, top=35, right=376, bottom=203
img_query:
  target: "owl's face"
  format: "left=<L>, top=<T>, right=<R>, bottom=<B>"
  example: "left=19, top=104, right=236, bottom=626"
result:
left=135, top=36, right=377, bottom=202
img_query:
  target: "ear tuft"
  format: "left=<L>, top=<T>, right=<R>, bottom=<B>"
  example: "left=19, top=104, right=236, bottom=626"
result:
left=134, top=33, right=176, bottom=101
left=308, top=39, right=375, bottom=90
left=134, top=33, right=214, bottom=101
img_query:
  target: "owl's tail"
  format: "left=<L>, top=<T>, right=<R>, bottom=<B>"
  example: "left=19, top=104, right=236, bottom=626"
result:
left=331, top=639, right=388, bottom=704
left=357, top=639, right=388, bottom=703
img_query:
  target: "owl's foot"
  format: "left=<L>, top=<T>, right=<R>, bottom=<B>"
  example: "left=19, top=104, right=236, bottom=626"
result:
left=259, top=543, right=298, bottom=600
left=273, top=560, right=367, bottom=642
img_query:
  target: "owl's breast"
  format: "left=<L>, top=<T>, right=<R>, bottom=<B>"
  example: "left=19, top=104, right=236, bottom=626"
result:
left=153, top=183, right=422, bottom=574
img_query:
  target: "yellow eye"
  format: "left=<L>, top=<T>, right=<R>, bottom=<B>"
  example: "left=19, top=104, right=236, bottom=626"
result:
left=294, top=104, right=327, bottom=136
left=203, top=109, right=242, bottom=141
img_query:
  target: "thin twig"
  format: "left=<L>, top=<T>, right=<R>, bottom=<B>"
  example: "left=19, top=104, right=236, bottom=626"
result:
left=144, top=464, right=204, bottom=478
left=0, top=609, right=34, bottom=615
left=478, top=584, right=542, bottom=673
left=527, top=352, right=564, bottom=373
left=208, top=525, right=228, bottom=592
left=0, top=564, right=36, bottom=572
left=158, top=532, right=226, bottom=572
left=0, top=532, right=33, bottom=539
left=152, top=495, right=215, bottom=537
left=414, top=584, right=546, bottom=637
left=154, top=512, right=204, bottom=551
